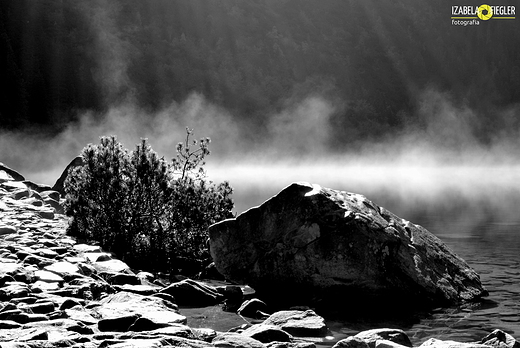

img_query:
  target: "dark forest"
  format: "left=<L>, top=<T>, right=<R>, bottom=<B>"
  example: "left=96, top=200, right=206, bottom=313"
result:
left=1, top=0, right=519, bottom=148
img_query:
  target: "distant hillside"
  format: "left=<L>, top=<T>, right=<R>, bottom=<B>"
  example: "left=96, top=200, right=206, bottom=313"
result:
left=1, top=0, right=519, bottom=145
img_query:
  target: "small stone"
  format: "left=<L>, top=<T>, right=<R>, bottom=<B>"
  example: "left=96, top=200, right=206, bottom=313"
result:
left=212, top=332, right=266, bottom=348
left=59, top=298, right=84, bottom=310
left=24, top=301, right=56, bottom=314
left=44, top=261, right=80, bottom=276
left=160, top=278, right=224, bottom=306
left=355, top=329, right=412, bottom=348
left=334, top=336, right=371, bottom=348
left=238, top=298, right=269, bottom=318
left=193, top=327, right=217, bottom=342
left=23, top=254, right=54, bottom=267
left=0, top=283, right=30, bottom=300
left=0, top=170, right=14, bottom=182
left=84, top=252, right=112, bottom=263
left=108, top=273, right=141, bottom=285
left=93, top=259, right=129, bottom=273
left=98, top=313, right=140, bottom=332
left=128, top=316, right=170, bottom=332
left=40, top=190, right=61, bottom=201
left=0, top=163, right=25, bottom=181
left=113, top=284, right=159, bottom=296
left=0, top=225, right=17, bottom=235
left=31, top=280, right=61, bottom=292
left=65, top=307, right=98, bottom=325
left=376, top=339, right=413, bottom=348
left=481, top=329, right=520, bottom=348
left=0, top=319, right=22, bottom=329
left=73, top=244, right=102, bottom=253
left=136, top=271, right=154, bottom=282
left=242, top=324, right=293, bottom=343
left=35, top=270, right=64, bottom=282
left=35, top=248, right=59, bottom=259
left=419, top=338, right=490, bottom=348
left=262, top=310, right=328, bottom=337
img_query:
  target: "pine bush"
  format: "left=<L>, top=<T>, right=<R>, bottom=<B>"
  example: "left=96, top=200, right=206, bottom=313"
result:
left=64, top=129, right=234, bottom=272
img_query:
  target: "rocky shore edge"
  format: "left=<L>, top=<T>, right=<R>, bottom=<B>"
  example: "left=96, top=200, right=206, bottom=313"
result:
left=0, top=163, right=518, bottom=348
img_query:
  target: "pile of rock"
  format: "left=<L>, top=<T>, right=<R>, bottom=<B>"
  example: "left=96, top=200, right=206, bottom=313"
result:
left=0, top=163, right=326, bottom=347
left=332, top=328, right=519, bottom=348
left=1, top=163, right=519, bottom=348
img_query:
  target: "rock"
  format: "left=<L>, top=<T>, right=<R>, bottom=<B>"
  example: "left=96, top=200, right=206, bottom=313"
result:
left=64, top=306, right=99, bottom=325
left=209, top=182, right=487, bottom=312
left=0, top=319, right=23, bottom=329
left=0, top=283, right=31, bottom=300
left=2, top=181, right=27, bottom=191
left=44, top=261, right=81, bottom=276
left=18, top=328, right=49, bottom=341
left=242, top=324, right=293, bottom=343
left=376, top=340, right=412, bottom=348
left=481, top=329, right=520, bottom=348
left=266, top=343, right=316, bottom=348
left=93, top=259, right=130, bottom=273
left=35, top=248, right=59, bottom=259
left=333, top=336, right=371, bottom=348
left=0, top=225, right=17, bottom=235
left=52, top=156, right=84, bottom=196
left=43, top=197, right=64, bottom=214
left=237, top=298, right=269, bottom=318
left=98, top=313, right=140, bottom=332
left=0, top=162, right=25, bottom=181
left=22, top=181, right=53, bottom=193
left=34, top=270, right=64, bottom=283
left=85, top=252, right=112, bottom=262
left=59, top=298, right=84, bottom=310
left=113, top=284, right=159, bottom=296
left=40, top=190, right=61, bottom=201
left=108, top=272, right=142, bottom=285
left=31, top=280, right=61, bottom=292
left=212, top=332, right=266, bottom=348
left=23, top=254, right=54, bottom=267
left=262, top=310, right=328, bottom=337
left=94, top=291, right=186, bottom=326
left=354, top=329, right=412, bottom=348
left=101, top=338, right=166, bottom=348
left=23, top=301, right=56, bottom=314
left=419, top=338, right=491, bottom=348
left=160, top=278, right=224, bottom=306
left=73, top=244, right=102, bottom=253
left=128, top=316, right=171, bottom=332
left=219, top=285, right=244, bottom=312
left=0, top=170, right=14, bottom=183
left=200, top=262, right=226, bottom=280
left=193, top=327, right=217, bottom=342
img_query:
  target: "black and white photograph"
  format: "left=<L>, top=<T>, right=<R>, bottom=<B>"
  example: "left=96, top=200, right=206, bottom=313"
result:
left=0, top=1, right=519, bottom=346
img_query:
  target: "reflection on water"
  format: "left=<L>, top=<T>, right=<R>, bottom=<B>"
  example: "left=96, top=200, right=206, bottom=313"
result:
left=215, top=173, right=520, bottom=345
left=325, top=216, right=520, bottom=345
left=184, top=210, right=520, bottom=345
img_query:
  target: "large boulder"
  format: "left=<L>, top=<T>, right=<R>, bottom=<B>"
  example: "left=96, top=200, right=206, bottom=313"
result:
left=52, top=156, right=83, bottom=196
left=209, top=182, right=487, bottom=313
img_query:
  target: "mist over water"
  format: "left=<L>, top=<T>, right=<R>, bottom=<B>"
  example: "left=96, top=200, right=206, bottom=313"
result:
left=1, top=88, right=520, bottom=229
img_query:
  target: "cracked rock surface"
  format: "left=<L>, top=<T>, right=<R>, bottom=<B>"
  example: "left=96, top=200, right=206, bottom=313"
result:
left=209, top=182, right=487, bottom=312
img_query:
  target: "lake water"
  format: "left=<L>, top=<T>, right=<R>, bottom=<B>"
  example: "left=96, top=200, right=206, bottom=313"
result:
left=199, top=163, right=520, bottom=345
left=185, top=206, right=520, bottom=346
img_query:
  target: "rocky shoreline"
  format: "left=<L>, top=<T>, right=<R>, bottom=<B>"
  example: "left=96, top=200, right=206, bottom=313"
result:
left=0, top=164, right=519, bottom=348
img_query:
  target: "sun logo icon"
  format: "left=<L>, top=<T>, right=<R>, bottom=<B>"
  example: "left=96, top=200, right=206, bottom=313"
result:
left=477, top=4, right=493, bottom=20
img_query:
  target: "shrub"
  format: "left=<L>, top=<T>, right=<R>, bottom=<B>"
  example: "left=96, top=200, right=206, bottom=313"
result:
left=64, top=128, right=234, bottom=272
